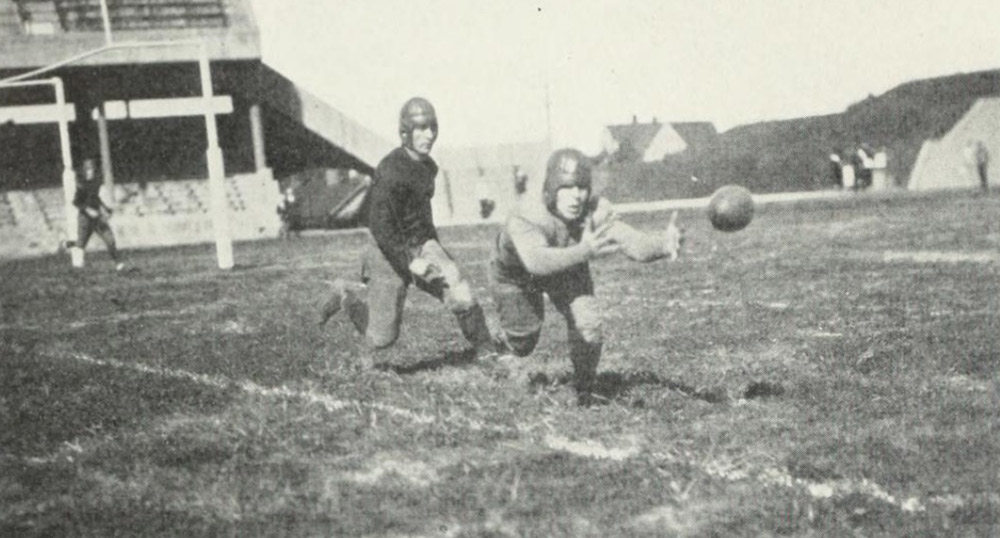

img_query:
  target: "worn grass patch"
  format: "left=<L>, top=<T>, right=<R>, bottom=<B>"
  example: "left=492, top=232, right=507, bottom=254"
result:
left=1, top=190, right=998, bottom=536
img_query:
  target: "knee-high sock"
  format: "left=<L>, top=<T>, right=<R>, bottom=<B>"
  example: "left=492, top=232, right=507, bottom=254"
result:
left=569, top=334, right=602, bottom=394
left=454, top=303, right=493, bottom=348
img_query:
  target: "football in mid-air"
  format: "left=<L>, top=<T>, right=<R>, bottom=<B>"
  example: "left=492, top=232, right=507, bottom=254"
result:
left=707, top=185, right=754, bottom=232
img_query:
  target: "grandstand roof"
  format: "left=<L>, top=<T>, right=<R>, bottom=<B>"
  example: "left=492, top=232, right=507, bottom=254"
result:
left=0, top=0, right=260, bottom=69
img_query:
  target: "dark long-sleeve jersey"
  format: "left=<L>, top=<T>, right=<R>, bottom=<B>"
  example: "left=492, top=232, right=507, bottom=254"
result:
left=73, top=179, right=109, bottom=214
left=367, top=146, right=440, bottom=280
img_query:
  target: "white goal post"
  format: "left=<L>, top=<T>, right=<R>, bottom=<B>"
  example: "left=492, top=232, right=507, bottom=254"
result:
left=1, top=40, right=235, bottom=270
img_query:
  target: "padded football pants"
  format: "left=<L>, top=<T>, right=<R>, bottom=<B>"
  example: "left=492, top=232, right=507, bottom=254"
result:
left=490, top=264, right=603, bottom=394
left=353, top=237, right=492, bottom=350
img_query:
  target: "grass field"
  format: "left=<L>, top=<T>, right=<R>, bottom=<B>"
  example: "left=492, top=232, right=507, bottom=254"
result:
left=2, top=189, right=999, bottom=537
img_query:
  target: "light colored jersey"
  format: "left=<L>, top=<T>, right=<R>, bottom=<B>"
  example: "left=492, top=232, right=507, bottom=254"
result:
left=491, top=196, right=669, bottom=286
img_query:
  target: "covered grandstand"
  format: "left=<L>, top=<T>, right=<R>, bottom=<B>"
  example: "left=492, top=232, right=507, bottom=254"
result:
left=0, top=0, right=393, bottom=259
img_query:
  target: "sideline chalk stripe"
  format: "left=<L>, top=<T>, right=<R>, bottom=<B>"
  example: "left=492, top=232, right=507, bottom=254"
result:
left=38, top=349, right=937, bottom=516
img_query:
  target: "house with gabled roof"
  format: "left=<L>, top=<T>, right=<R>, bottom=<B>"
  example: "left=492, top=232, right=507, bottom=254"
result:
left=600, top=115, right=718, bottom=162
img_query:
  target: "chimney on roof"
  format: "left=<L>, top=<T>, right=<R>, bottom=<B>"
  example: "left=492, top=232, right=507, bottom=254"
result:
left=632, top=114, right=637, bottom=124
left=652, top=116, right=658, bottom=124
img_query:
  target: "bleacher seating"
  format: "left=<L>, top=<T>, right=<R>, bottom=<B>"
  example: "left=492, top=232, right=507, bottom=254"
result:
left=224, top=177, right=246, bottom=211
left=0, top=192, right=17, bottom=228
left=0, top=1, right=24, bottom=33
left=0, top=172, right=281, bottom=257
left=9, top=0, right=228, bottom=34
left=12, top=0, right=60, bottom=34
left=31, top=188, right=66, bottom=232
left=9, top=175, right=267, bottom=222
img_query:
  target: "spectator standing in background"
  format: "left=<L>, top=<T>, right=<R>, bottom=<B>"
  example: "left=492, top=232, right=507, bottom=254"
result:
left=828, top=151, right=843, bottom=189
left=476, top=178, right=496, bottom=220
left=871, top=148, right=889, bottom=190
left=853, top=144, right=874, bottom=191
left=277, top=186, right=300, bottom=239
left=973, top=140, right=990, bottom=193
left=841, top=160, right=856, bottom=191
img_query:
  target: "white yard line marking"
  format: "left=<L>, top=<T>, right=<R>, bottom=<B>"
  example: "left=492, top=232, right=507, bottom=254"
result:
left=0, top=303, right=226, bottom=332
left=543, top=434, right=929, bottom=512
left=52, top=350, right=436, bottom=426
left=545, top=437, right=930, bottom=514
left=543, top=434, right=641, bottom=461
left=882, top=250, right=1000, bottom=264
left=32, top=349, right=955, bottom=516
left=697, top=456, right=925, bottom=512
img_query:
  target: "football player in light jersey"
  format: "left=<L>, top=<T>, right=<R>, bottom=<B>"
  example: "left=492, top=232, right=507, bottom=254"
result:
left=319, top=97, right=495, bottom=368
left=489, top=148, right=683, bottom=404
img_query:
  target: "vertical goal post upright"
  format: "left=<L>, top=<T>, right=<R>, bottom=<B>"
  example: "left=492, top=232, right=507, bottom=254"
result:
left=0, top=39, right=235, bottom=270
left=0, top=77, right=80, bottom=265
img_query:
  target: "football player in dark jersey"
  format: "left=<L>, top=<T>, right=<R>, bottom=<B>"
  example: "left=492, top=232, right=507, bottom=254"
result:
left=64, top=158, right=125, bottom=271
left=319, top=97, right=494, bottom=368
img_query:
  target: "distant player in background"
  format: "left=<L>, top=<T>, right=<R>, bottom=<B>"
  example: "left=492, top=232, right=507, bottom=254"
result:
left=63, top=158, right=125, bottom=271
left=853, top=144, right=874, bottom=190
left=513, top=166, right=529, bottom=196
left=319, top=97, right=495, bottom=367
left=475, top=178, right=496, bottom=219
left=489, top=148, right=684, bottom=405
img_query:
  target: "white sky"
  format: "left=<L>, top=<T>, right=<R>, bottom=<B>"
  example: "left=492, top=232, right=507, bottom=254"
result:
left=249, top=0, right=1000, bottom=153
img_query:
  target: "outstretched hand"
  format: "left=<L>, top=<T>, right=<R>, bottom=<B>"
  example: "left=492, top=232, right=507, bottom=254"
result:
left=664, top=210, right=684, bottom=261
left=582, top=219, right=618, bottom=259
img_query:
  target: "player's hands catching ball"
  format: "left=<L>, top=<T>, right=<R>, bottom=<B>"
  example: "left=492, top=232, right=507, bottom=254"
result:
left=664, top=210, right=684, bottom=261
left=581, top=219, right=618, bottom=259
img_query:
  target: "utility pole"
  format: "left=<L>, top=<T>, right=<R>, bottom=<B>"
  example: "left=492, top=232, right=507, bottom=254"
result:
left=544, top=79, right=553, bottom=153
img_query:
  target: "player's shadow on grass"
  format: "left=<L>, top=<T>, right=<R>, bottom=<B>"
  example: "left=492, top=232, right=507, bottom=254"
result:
left=380, top=348, right=478, bottom=375
left=383, top=355, right=785, bottom=407
left=534, top=370, right=782, bottom=406
left=526, top=370, right=728, bottom=405
left=595, top=371, right=730, bottom=404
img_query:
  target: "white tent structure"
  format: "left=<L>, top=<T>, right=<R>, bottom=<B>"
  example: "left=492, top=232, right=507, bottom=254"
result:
left=909, top=97, right=1000, bottom=191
